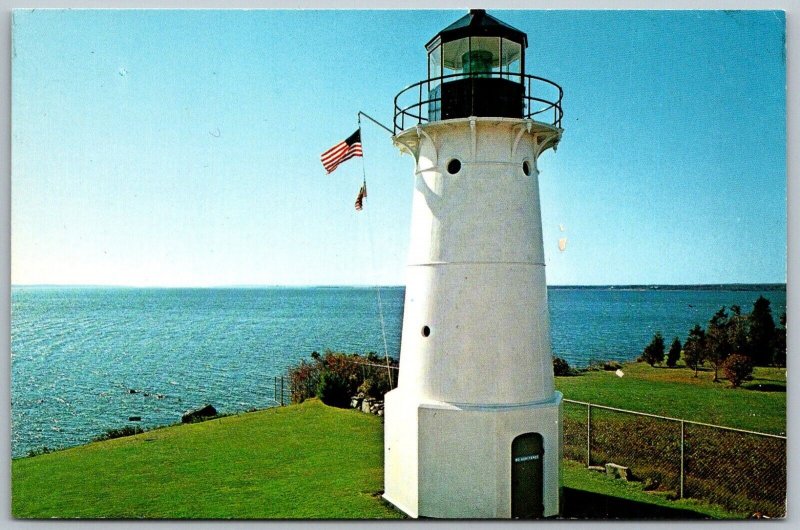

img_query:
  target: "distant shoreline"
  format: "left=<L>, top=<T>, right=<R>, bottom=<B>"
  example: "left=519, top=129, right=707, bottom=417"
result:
left=547, top=284, right=786, bottom=291
left=11, top=283, right=787, bottom=291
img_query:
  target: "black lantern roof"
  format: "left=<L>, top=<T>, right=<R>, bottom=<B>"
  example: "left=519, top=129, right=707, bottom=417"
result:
left=425, top=9, right=528, bottom=51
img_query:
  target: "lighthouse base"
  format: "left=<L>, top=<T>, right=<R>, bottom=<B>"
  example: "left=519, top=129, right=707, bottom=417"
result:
left=383, top=390, right=562, bottom=519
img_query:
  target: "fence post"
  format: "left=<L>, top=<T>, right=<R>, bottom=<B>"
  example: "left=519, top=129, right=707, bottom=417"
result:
left=273, top=376, right=277, bottom=404
left=280, top=376, right=285, bottom=406
left=680, top=420, right=685, bottom=499
left=586, top=403, right=592, bottom=467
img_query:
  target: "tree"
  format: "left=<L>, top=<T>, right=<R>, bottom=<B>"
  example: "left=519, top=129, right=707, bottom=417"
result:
left=642, top=332, right=665, bottom=367
left=727, top=305, right=750, bottom=357
left=706, top=307, right=733, bottom=382
left=748, top=296, right=777, bottom=366
left=683, top=324, right=706, bottom=377
left=666, top=337, right=682, bottom=368
left=722, top=353, right=754, bottom=388
left=774, top=312, right=787, bottom=367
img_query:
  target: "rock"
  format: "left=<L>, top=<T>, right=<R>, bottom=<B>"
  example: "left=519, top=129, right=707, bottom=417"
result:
left=351, top=396, right=363, bottom=409
left=377, top=409, right=384, bottom=417
left=128, top=389, right=139, bottom=394
left=642, top=477, right=660, bottom=491
left=361, top=399, right=373, bottom=414
left=603, top=361, right=623, bottom=371
left=128, top=416, right=142, bottom=422
left=605, top=463, right=632, bottom=481
left=181, top=404, right=218, bottom=423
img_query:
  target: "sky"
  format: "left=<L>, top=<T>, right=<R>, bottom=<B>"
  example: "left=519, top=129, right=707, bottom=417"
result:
left=10, top=9, right=786, bottom=287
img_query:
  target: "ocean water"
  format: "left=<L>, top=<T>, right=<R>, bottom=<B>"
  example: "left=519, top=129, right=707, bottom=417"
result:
left=10, top=285, right=785, bottom=457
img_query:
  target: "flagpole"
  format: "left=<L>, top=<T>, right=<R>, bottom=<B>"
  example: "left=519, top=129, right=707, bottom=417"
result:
left=358, top=111, right=393, bottom=136
left=358, top=114, right=367, bottom=188
left=356, top=113, right=394, bottom=390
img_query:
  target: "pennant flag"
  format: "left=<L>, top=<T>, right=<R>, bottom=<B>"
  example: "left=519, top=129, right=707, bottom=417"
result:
left=355, top=183, right=367, bottom=211
left=321, top=129, right=362, bottom=174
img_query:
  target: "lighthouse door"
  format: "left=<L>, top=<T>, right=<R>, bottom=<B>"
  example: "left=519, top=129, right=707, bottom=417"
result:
left=511, top=432, right=544, bottom=518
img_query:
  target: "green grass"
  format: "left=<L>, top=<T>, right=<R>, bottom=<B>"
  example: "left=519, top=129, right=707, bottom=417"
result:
left=12, top=400, right=403, bottom=519
left=16, top=365, right=782, bottom=519
left=13, top=397, right=751, bottom=520
left=555, top=362, right=785, bottom=435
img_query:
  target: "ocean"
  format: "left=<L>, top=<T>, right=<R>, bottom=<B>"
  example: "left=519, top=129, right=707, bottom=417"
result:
left=10, top=285, right=785, bottom=458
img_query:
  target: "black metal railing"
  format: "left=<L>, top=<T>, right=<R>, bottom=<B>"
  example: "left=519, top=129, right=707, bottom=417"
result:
left=393, top=71, right=563, bottom=134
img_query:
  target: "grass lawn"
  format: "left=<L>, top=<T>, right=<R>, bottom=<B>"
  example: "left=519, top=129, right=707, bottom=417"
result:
left=555, top=362, right=785, bottom=435
left=13, top=400, right=402, bottom=519
left=14, top=363, right=784, bottom=519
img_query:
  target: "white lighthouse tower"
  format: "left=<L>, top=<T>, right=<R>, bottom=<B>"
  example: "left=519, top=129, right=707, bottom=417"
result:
left=383, top=10, right=564, bottom=519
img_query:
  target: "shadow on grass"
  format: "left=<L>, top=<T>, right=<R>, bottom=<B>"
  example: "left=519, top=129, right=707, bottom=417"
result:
left=561, top=488, right=709, bottom=520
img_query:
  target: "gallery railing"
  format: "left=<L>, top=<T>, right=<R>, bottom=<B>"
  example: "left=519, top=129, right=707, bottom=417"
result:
left=393, top=71, right=563, bottom=133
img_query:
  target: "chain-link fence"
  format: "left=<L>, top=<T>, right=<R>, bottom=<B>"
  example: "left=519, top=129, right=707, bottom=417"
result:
left=563, top=399, right=786, bottom=517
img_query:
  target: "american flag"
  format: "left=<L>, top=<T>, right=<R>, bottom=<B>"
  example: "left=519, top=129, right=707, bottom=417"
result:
left=355, top=183, right=367, bottom=211
left=320, top=129, right=363, bottom=174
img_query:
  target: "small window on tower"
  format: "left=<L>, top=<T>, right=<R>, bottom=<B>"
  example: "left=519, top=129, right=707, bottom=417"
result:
left=421, top=326, right=431, bottom=337
left=447, top=159, right=461, bottom=174
left=523, top=160, right=532, bottom=176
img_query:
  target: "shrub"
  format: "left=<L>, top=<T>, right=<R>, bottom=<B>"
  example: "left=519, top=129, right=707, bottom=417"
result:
left=289, top=350, right=399, bottom=405
left=26, top=446, right=52, bottom=458
left=288, top=359, right=323, bottom=404
left=722, top=354, right=754, bottom=388
left=316, top=370, right=352, bottom=408
left=363, top=367, right=392, bottom=398
left=92, top=425, right=144, bottom=442
left=553, top=357, right=574, bottom=376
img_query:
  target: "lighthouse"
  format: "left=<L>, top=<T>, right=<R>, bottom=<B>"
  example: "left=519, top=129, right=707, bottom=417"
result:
left=383, top=10, right=564, bottom=519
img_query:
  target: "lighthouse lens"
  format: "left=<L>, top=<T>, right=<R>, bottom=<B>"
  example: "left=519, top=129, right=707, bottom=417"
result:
left=462, top=50, right=493, bottom=78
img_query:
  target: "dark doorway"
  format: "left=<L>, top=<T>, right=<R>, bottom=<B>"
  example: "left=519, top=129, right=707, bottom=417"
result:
left=511, top=432, right=544, bottom=518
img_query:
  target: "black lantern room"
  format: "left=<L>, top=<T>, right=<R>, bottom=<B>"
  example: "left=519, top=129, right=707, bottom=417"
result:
left=426, top=9, right=527, bottom=121
left=393, top=10, right=563, bottom=133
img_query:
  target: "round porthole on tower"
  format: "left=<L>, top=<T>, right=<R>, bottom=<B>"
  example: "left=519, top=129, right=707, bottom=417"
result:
left=447, top=159, right=462, bottom=174
left=522, top=160, right=532, bottom=176
left=421, top=325, right=431, bottom=337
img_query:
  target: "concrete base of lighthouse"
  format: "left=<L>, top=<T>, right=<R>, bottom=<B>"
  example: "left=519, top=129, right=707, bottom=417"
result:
left=383, top=390, right=563, bottom=519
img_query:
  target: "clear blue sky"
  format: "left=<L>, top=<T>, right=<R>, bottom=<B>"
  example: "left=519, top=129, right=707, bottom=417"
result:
left=11, top=9, right=786, bottom=286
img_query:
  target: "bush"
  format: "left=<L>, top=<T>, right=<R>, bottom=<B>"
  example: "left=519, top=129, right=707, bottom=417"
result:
left=288, top=359, right=323, bottom=404
left=316, top=370, right=352, bottom=408
left=26, top=446, right=52, bottom=458
left=722, top=354, right=754, bottom=388
left=553, top=357, right=574, bottom=376
left=92, top=425, right=144, bottom=442
left=289, top=350, right=399, bottom=406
